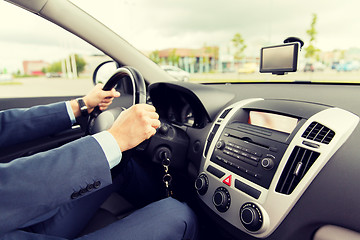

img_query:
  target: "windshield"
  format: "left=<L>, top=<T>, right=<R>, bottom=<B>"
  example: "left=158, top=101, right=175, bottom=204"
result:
left=69, top=0, right=360, bottom=84
left=0, top=0, right=359, bottom=91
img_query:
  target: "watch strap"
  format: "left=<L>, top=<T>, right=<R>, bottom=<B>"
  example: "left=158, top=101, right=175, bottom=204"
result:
left=76, top=98, right=88, bottom=117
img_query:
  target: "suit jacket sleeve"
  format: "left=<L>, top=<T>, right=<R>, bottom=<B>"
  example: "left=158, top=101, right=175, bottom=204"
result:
left=0, top=135, right=113, bottom=235
left=0, top=102, right=72, bottom=148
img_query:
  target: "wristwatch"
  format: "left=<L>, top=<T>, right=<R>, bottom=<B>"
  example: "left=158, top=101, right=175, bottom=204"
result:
left=76, top=98, right=88, bottom=117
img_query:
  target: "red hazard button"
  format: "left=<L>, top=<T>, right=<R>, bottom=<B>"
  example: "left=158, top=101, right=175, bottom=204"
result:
left=223, top=175, right=232, bottom=186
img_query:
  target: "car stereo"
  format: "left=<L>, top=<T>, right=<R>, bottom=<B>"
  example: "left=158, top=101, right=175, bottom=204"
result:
left=210, top=110, right=300, bottom=190
left=210, top=122, right=289, bottom=191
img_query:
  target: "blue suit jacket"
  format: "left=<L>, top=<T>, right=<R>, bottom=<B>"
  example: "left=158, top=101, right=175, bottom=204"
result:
left=0, top=102, right=112, bottom=239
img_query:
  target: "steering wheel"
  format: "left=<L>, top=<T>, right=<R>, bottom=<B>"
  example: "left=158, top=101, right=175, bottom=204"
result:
left=87, top=66, right=146, bottom=134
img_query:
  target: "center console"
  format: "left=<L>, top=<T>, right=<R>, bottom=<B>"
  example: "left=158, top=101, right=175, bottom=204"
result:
left=196, top=98, right=359, bottom=238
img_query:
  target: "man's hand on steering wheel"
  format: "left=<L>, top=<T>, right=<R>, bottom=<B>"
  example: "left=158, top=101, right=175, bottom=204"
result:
left=84, top=84, right=121, bottom=112
left=108, top=104, right=161, bottom=152
left=70, top=79, right=160, bottom=153
left=85, top=65, right=157, bottom=152
left=70, top=83, right=120, bottom=118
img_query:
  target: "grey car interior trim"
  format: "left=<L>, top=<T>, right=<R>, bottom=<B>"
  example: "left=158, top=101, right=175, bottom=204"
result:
left=314, top=225, right=360, bottom=240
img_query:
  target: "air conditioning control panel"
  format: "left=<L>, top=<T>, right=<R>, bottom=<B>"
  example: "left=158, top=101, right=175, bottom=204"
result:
left=197, top=99, right=359, bottom=238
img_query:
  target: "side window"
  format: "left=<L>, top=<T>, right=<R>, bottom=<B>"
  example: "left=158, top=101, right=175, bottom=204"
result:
left=0, top=2, right=110, bottom=98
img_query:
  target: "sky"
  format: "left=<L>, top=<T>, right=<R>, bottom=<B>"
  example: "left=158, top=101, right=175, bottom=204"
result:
left=1, top=0, right=360, bottom=72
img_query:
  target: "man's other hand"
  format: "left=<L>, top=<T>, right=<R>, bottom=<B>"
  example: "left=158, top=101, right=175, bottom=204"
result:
left=83, top=84, right=120, bottom=112
left=108, top=104, right=161, bottom=152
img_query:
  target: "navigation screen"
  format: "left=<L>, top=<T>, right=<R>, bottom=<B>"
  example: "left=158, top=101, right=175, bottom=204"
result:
left=260, top=43, right=299, bottom=73
left=248, top=111, right=298, bottom=134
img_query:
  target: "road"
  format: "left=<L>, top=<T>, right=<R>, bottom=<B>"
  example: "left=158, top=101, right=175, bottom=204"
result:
left=1, top=71, right=360, bottom=98
left=0, top=77, right=94, bottom=98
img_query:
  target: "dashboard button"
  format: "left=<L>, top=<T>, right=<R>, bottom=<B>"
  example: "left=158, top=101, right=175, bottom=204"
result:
left=232, top=148, right=240, bottom=154
left=236, top=164, right=247, bottom=173
left=252, top=151, right=262, bottom=157
left=223, top=150, right=232, bottom=155
left=207, top=165, right=225, bottom=179
left=222, top=175, right=232, bottom=186
left=234, top=145, right=242, bottom=150
left=242, top=147, right=251, bottom=153
left=254, top=173, right=262, bottom=179
left=235, top=179, right=261, bottom=199
left=302, top=140, right=320, bottom=149
left=240, top=151, right=249, bottom=157
left=269, top=147, right=278, bottom=152
left=238, top=156, right=258, bottom=167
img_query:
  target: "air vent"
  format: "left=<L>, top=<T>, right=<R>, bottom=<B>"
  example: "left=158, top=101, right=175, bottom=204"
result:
left=302, top=122, right=335, bottom=144
left=204, top=124, right=220, bottom=157
left=219, top=108, right=232, bottom=119
left=276, top=146, right=320, bottom=195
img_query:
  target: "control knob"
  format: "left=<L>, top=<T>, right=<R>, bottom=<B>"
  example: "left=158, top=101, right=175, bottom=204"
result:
left=212, top=187, right=231, bottom=212
left=240, top=203, right=263, bottom=232
left=261, top=157, right=275, bottom=170
left=158, top=123, right=169, bottom=135
left=216, top=140, right=225, bottom=150
left=195, top=174, right=209, bottom=195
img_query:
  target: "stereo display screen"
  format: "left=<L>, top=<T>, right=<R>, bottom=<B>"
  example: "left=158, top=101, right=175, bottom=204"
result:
left=248, top=111, right=298, bottom=134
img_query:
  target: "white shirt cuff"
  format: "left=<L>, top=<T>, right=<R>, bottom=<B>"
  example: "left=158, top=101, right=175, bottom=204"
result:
left=92, top=131, right=122, bottom=169
left=65, top=101, right=76, bottom=125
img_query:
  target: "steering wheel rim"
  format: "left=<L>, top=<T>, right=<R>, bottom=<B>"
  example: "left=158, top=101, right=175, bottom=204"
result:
left=101, top=66, right=146, bottom=104
left=87, top=66, right=147, bottom=134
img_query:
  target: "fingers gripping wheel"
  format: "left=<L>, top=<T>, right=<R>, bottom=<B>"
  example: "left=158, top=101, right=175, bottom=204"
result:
left=87, top=66, right=147, bottom=134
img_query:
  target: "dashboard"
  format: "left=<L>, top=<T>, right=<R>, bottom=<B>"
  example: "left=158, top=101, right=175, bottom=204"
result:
left=150, top=82, right=206, bottom=128
left=197, top=98, right=358, bottom=238
left=149, top=82, right=234, bottom=129
left=148, top=81, right=360, bottom=240
left=165, top=96, right=196, bottom=127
